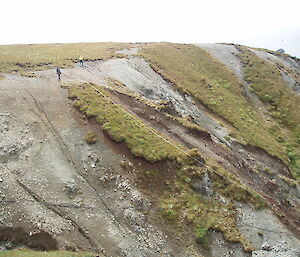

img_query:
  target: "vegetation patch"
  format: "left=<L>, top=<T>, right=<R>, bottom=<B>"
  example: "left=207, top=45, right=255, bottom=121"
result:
left=160, top=162, right=265, bottom=251
left=0, top=42, right=130, bottom=73
left=65, top=82, right=185, bottom=163
left=195, top=225, right=209, bottom=245
left=166, top=114, right=208, bottom=133
left=20, top=71, right=36, bottom=78
left=161, top=168, right=254, bottom=251
left=65, top=81, right=261, bottom=250
left=85, top=131, right=97, bottom=144
left=238, top=46, right=300, bottom=179
left=208, top=165, right=265, bottom=209
left=0, top=250, right=96, bottom=257
left=279, top=175, right=298, bottom=187
left=140, top=43, right=290, bottom=170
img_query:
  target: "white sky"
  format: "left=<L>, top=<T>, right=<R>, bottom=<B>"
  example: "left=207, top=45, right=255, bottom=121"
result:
left=1, top=0, right=300, bottom=55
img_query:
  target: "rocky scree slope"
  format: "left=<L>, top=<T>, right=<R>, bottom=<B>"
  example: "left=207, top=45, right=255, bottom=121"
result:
left=0, top=42, right=299, bottom=257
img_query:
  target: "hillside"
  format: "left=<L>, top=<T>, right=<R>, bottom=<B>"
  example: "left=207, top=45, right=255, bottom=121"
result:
left=0, top=42, right=299, bottom=257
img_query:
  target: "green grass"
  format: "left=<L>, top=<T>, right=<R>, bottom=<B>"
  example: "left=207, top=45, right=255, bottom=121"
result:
left=0, top=250, right=97, bottom=257
left=195, top=225, right=209, bottom=245
left=65, top=82, right=185, bottom=163
left=238, top=47, right=300, bottom=179
left=0, top=42, right=130, bottom=73
left=209, top=165, right=265, bottom=209
left=160, top=163, right=264, bottom=251
left=161, top=176, right=253, bottom=251
left=140, top=43, right=289, bottom=166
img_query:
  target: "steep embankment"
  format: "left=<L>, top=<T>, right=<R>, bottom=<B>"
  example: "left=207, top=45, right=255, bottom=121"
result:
left=0, top=42, right=299, bottom=257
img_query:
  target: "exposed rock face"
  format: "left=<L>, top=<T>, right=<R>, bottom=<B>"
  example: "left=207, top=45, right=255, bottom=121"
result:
left=191, top=171, right=213, bottom=198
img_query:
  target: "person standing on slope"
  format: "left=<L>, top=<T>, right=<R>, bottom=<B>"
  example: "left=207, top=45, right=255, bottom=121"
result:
left=79, top=56, right=84, bottom=67
left=56, top=66, right=61, bottom=81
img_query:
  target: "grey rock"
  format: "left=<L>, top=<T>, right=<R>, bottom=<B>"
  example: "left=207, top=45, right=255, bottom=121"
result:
left=64, top=180, right=80, bottom=198
left=191, top=171, right=213, bottom=198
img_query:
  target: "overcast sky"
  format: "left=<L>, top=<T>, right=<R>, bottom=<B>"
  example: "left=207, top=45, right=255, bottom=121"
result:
left=1, top=0, right=299, bottom=56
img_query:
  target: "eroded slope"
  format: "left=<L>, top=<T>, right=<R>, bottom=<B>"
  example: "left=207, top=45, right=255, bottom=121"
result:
left=0, top=42, right=299, bottom=257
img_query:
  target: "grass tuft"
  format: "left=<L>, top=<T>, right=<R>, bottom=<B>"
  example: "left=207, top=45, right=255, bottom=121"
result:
left=66, top=82, right=185, bottom=163
left=85, top=131, right=97, bottom=144
left=195, top=225, right=208, bottom=245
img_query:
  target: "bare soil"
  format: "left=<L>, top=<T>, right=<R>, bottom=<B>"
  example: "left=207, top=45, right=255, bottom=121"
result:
left=0, top=47, right=299, bottom=257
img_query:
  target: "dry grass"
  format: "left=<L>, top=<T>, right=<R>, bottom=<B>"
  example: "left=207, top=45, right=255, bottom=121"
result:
left=20, top=71, right=37, bottom=77
left=0, top=42, right=130, bottom=73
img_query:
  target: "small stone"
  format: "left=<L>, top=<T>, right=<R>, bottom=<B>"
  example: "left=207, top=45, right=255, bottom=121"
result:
left=262, top=242, right=272, bottom=251
left=5, top=241, right=14, bottom=250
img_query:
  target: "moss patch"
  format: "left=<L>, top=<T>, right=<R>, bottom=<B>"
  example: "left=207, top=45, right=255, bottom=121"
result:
left=66, top=82, right=185, bottom=163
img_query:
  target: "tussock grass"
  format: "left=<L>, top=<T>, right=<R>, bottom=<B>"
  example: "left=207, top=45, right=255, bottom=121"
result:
left=161, top=166, right=254, bottom=251
left=66, top=82, right=185, bottom=163
left=238, top=47, right=300, bottom=179
left=160, top=163, right=265, bottom=251
left=140, top=43, right=289, bottom=167
left=0, top=250, right=96, bottom=257
left=85, top=131, right=97, bottom=144
left=209, top=165, right=265, bottom=208
left=0, top=42, right=130, bottom=73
